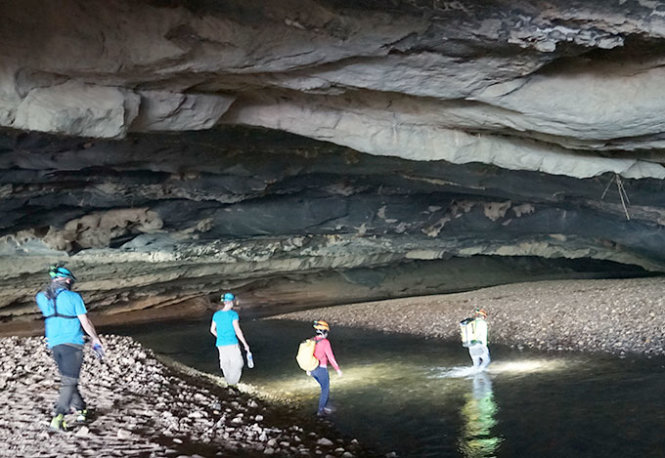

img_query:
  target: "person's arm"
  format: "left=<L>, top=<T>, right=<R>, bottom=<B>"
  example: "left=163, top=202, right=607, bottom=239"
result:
left=324, top=340, right=342, bottom=376
left=210, top=320, right=217, bottom=337
left=71, top=292, right=100, bottom=345
left=485, top=323, right=490, bottom=345
left=232, top=320, right=250, bottom=352
left=77, top=314, right=101, bottom=346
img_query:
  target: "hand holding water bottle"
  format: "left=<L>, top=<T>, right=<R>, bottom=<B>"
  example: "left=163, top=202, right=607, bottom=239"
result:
left=92, top=338, right=105, bottom=360
left=246, top=350, right=254, bottom=369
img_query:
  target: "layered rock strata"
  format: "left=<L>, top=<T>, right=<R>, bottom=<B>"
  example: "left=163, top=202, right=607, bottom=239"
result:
left=0, top=0, right=664, bottom=324
left=0, top=128, right=661, bottom=327
left=1, top=0, right=665, bottom=180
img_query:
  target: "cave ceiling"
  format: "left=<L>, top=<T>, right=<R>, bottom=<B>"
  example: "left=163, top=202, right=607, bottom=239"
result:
left=0, top=0, right=664, bottom=327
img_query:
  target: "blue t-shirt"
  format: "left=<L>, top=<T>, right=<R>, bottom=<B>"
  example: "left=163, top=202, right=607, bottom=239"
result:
left=36, top=288, right=87, bottom=348
left=212, top=310, right=239, bottom=346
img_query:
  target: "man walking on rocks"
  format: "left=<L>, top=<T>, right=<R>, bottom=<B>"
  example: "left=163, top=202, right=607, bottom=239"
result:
left=35, top=265, right=103, bottom=431
left=210, top=292, right=251, bottom=386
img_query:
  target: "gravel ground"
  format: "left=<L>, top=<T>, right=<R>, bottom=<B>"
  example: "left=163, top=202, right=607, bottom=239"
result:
left=273, top=277, right=665, bottom=357
left=0, top=335, right=369, bottom=458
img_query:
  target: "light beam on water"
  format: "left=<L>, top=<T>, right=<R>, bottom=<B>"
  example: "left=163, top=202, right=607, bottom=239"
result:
left=118, top=318, right=665, bottom=457
left=255, top=358, right=571, bottom=402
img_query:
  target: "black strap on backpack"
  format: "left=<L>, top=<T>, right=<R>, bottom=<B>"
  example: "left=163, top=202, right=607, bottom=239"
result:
left=41, top=289, right=79, bottom=320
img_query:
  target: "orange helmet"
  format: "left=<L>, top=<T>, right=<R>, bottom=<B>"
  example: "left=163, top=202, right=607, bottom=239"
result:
left=475, top=308, right=488, bottom=319
left=313, top=320, right=330, bottom=331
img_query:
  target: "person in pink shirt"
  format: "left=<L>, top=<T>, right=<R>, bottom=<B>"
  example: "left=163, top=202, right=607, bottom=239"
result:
left=309, top=320, right=343, bottom=416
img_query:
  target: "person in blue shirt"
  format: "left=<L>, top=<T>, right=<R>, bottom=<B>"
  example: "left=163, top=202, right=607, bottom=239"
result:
left=209, top=292, right=251, bottom=386
left=35, top=265, right=102, bottom=431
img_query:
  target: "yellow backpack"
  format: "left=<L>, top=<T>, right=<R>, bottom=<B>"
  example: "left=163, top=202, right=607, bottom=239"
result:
left=296, top=338, right=320, bottom=371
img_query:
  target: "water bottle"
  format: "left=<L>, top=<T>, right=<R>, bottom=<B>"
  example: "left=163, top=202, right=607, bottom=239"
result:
left=92, top=342, right=105, bottom=361
left=246, top=351, right=254, bottom=369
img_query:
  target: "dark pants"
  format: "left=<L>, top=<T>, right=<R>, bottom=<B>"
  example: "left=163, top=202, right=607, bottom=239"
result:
left=311, top=365, right=330, bottom=413
left=51, top=344, right=86, bottom=415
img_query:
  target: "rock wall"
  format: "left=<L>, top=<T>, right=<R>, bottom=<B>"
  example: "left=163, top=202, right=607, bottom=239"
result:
left=0, top=128, right=661, bottom=328
left=0, top=0, right=664, bottom=327
left=1, top=0, right=665, bottom=176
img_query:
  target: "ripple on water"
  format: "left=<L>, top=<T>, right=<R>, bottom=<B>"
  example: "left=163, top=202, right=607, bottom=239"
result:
left=120, top=319, right=665, bottom=458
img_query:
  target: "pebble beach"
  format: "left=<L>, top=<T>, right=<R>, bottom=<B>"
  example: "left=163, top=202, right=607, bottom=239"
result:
left=274, top=277, right=665, bottom=357
left=0, top=335, right=369, bottom=458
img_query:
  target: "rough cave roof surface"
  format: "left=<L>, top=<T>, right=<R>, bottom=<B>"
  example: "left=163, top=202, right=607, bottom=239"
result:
left=0, top=0, right=664, bottom=327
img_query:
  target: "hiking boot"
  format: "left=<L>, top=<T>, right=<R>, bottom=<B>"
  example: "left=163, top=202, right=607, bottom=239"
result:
left=50, top=414, right=68, bottom=432
left=75, top=409, right=88, bottom=423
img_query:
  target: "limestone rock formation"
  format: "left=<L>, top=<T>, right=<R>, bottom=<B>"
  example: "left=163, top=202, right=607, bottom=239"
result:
left=0, top=0, right=663, bottom=328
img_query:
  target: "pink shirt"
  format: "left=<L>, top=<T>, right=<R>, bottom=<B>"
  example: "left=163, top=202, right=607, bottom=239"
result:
left=313, top=336, right=340, bottom=370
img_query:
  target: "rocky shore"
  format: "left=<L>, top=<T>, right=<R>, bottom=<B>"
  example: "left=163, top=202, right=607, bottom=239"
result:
left=0, top=335, right=369, bottom=458
left=4, top=277, right=664, bottom=457
left=274, top=277, right=665, bottom=357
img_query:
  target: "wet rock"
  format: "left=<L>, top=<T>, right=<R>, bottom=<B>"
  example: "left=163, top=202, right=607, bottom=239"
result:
left=0, top=334, right=369, bottom=458
left=117, top=429, right=132, bottom=440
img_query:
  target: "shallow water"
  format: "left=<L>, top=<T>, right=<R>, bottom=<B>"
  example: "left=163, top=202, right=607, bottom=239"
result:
left=114, top=318, right=665, bottom=457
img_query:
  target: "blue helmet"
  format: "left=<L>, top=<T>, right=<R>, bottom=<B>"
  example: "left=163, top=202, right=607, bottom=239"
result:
left=221, top=292, right=235, bottom=302
left=49, top=265, right=76, bottom=282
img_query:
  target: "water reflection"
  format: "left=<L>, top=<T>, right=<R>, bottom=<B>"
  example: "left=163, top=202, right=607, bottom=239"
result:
left=118, top=319, right=665, bottom=458
left=458, top=372, right=502, bottom=458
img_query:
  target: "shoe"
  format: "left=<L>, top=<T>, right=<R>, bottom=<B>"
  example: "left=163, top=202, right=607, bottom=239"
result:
left=75, top=409, right=88, bottom=423
left=50, top=414, right=68, bottom=432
